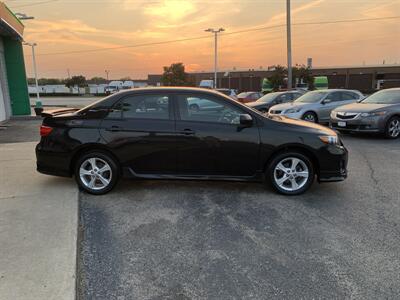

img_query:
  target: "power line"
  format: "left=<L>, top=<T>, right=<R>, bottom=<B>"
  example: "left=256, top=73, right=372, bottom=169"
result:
left=9, top=0, right=59, bottom=8
left=30, top=15, right=400, bottom=57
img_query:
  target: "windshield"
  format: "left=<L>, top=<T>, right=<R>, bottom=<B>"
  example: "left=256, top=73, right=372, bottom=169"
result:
left=295, top=91, right=328, bottom=103
left=361, top=90, right=400, bottom=104
left=256, top=93, right=278, bottom=103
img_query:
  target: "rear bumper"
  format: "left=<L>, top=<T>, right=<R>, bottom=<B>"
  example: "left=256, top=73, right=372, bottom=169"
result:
left=36, top=143, right=72, bottom=177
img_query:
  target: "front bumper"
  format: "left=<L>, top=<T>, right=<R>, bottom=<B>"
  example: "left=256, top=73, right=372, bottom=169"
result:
left=36, top=143, right=72, bottom=177
left=318, top=144, right=348, bottom=182
left=269, top=111, right=303, bottom=119
left=330, top=115, right=385, bottom=133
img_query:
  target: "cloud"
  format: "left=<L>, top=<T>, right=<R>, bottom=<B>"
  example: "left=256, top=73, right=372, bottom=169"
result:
left=269, top=0, right=325, bottom=23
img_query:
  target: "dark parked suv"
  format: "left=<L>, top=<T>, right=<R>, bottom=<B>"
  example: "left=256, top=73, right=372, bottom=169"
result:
left=36, top=87, right=348, bottom=195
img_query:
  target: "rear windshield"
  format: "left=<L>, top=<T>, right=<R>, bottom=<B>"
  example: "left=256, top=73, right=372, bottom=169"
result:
left=295, top=91, right=328, bottom=103
left=362, top=90, right=400, bottom=104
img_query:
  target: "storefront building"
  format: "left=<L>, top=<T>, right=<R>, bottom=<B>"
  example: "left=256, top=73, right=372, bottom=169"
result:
left=0, top=2, right=30, bottom=122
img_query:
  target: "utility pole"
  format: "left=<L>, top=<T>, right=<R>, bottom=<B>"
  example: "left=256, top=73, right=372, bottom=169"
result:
left=205, top=28, right=225, bottom=89
left=24, top=42, right=40, bottom=104
left=67, top=68, right=71, bottom=79
left=286, top=0, right=292, bottom=90
left=105, top=70, right=110, bottom=81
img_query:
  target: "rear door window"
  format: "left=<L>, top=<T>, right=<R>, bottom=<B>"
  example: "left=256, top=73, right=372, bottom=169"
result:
left=342, top=92, right=360, bottom=100
left=108, top=94, right=170, bottom=120
left=326, top=92, right=342, bottom=102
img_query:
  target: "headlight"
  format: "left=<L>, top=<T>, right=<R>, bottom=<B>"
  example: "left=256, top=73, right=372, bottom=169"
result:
left=285, top=108, right=301, bottom=114
left=331, top=111, right=337, bottom=118
left=360, top=111, right=386, bottom=117
left=319, top=135, right=339, bottom=145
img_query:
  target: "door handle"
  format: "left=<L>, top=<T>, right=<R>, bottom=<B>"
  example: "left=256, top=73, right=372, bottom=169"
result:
left=179, top=129, right=195, bottom=135
left=106, top=125, right=122, bottom=132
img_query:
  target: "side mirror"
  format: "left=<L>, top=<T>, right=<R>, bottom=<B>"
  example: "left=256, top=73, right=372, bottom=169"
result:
left=239, top=114, right=253, bottom=126
left=322, top=99, right=331, bottom=104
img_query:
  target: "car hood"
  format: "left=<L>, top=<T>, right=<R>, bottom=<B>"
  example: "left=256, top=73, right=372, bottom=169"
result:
left=269, top=115, right=337, bottom=135
left=247, top=101, right=269, bottom=108
left=334, top=103, right=397, bottom=113
left=270, top=102, right=310, bottom=111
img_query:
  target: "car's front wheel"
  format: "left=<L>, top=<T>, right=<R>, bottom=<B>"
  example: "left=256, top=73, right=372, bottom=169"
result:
left=385, top=116, right=400, bottom=139
left=302, top=111, right=318, bottom=123
left=268, top=152, right=315, bottom=195
left=75, top=151, right=119, bottom=195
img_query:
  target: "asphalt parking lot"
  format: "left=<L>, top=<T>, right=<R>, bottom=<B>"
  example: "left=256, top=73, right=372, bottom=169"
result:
left=78, top=135, right=400, bottom=299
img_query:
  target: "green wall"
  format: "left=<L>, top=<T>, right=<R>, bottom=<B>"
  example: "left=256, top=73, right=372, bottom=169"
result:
left=3, top=37, right=30, bottom=115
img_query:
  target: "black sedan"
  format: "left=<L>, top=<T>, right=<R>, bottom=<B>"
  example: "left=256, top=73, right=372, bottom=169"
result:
left=246, top=91, right=304, bottom=113
left=36, top=87, right=348, bottom=195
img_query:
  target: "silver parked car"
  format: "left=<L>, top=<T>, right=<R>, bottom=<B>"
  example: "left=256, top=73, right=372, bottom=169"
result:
left=187, top=97, right=223, bottom=112
left=269, top=89, right=364, bottom=123
left=330, top=88, right=400, bottom=139
left=246, top=91, right=304, bottom=113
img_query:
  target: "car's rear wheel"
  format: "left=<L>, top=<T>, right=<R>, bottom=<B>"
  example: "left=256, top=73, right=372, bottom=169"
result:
left=268, top=152, right=315, bottom=195
left=385, top=116, right=400, bottom=139
left=302, top=111, right=318, bottom=123
left=75, top=151, right=119, bottom=195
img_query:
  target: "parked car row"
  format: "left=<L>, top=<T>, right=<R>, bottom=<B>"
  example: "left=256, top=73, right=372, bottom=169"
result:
left=244, top=88, right=400, bottom=139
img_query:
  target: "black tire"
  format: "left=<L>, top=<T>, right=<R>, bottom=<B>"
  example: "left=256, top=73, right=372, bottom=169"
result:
left=74, top=151, right=119, bottom=195
left=384, top=116, right=400, bottom=139
left=267, top=151, right=315, bottom=195
left=189, top=104, right=200, bottom=112
left=301, top=111, right=318, bottom=123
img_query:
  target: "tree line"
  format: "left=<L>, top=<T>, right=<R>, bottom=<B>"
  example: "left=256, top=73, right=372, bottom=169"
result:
left=160, top=62, right=314, bottom=91
left=27, top=76, right=135, bottom=87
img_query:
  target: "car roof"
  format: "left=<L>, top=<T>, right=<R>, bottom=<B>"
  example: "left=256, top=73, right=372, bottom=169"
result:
left=114, top=86, right=230, bottom=97
left=314, top=89, right=361, bottom=93
left=379, top=88, right=400, bottom=92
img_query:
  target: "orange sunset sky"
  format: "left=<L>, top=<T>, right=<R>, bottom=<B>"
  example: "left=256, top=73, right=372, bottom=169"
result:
left=8, top=0, right=400, bottom=79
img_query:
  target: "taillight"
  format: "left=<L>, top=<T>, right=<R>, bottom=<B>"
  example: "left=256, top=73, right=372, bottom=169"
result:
left=40, top=125, right=53, bottom=137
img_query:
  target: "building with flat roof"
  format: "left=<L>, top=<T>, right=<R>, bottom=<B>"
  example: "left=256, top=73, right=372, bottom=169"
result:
left=148, top=65, right=400, bottom=93
left=0, top=2, right=30, bottom=122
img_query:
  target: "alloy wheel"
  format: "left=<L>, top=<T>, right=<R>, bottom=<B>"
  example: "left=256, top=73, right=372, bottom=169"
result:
left=273, top=157, right=309, bottom=192
left=303, top=113, right=316, bottom=123
left=79, top=157, right=112, bottom=190
left=388, top=119, right=400, bottom=138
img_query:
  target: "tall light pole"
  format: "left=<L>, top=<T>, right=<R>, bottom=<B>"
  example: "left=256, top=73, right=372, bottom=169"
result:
left=205, top=28, right=224, bottom=89
left=286, top=0, right=292, bottom=90
left=105, top=70, right=110, bottom=81
left=15, top=13, right=35, bottom=20
left=23, top=42, right=40, bottom=104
